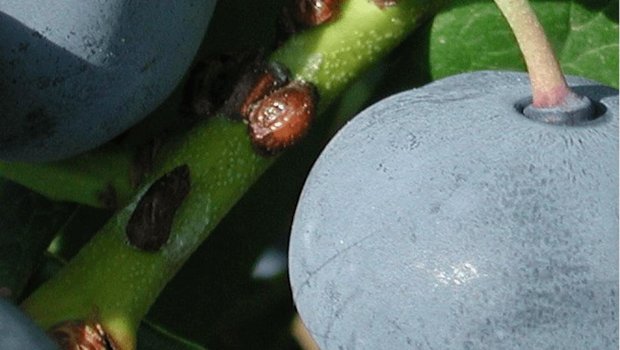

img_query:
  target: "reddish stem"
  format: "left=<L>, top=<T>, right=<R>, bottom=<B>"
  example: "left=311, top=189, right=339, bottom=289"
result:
left=494, top=0, right=575, bottom=107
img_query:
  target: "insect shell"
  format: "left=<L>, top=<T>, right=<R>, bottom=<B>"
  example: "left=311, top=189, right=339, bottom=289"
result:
left=49, top=320, right=115, bottom=350
left=239, top=63, right=290, bottom=117
left=293, top=0, right=342, bottom=27
left=246, top=81, right=318, bottom=154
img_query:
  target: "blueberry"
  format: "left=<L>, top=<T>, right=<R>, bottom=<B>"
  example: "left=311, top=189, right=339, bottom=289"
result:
left=0, top=297, right=58, bottom=349
left=289, top=71, right=618, bottom=349
left=0, top=0, right=216, bottom=161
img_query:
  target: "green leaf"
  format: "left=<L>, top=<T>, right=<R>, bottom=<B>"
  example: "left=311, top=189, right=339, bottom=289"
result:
left=428, top=0, right=619, bottom=87
left=0, top=179, right=75, bottom=301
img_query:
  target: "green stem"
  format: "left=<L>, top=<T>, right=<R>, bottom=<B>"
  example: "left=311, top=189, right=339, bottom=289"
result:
left=493, top=0, right=573, bottom=107
left=0, top=146, right=134, bottom=208
left=21, top=1, right=442, bottom=349
left=273, top=0, right=432, bottom=109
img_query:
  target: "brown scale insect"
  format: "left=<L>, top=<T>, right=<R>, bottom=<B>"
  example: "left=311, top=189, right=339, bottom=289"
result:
left=276, top=0, right=343, bottom=45
left=126, top=164, right=191, bottom=251
left=246, top=80, right=318, bottom=154
left=49, top=320, right=116, bottom=350
left=233, top=62, right=290, bottom=118
left=293, top=0, right=343, bottom=27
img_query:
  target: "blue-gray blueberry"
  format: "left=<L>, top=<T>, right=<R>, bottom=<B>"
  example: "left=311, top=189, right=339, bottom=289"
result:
left=0, top=0, right=216, bottom=161
left=289, top=71, right=618, bottom=349
left=0, top=297, right=59, bottom=350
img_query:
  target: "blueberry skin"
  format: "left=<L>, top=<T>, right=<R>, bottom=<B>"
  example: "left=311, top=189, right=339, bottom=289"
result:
left=0, top=1, right=216, bottom=161
left=289, top=71, right=618, bottom=349
left=0, top=298, right=59, bottom=349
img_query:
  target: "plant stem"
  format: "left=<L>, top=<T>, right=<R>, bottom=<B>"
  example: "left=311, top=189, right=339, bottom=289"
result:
left=493, top=0, right=574, bottom=107
left=0, top=146, right=134, bottom=208
left=21, top=1, right=443, bottom=349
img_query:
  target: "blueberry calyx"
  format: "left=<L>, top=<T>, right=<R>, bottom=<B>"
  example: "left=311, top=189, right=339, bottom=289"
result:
left=520, top=92, right=597, bottom=125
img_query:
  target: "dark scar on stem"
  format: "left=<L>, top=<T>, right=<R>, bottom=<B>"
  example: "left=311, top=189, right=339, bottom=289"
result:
left=126, top=164, right=191, bottom=251
left=183, top=50, right=263, bottom=120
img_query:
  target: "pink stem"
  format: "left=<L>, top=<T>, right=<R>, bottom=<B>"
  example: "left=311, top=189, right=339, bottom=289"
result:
left=494, top=0, right=574, bottom=107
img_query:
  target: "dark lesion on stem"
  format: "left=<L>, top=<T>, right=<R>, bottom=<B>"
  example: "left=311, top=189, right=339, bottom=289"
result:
left=182, top=50, right=262, bottom=120
left=126, top=164, right=191, bottom=252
